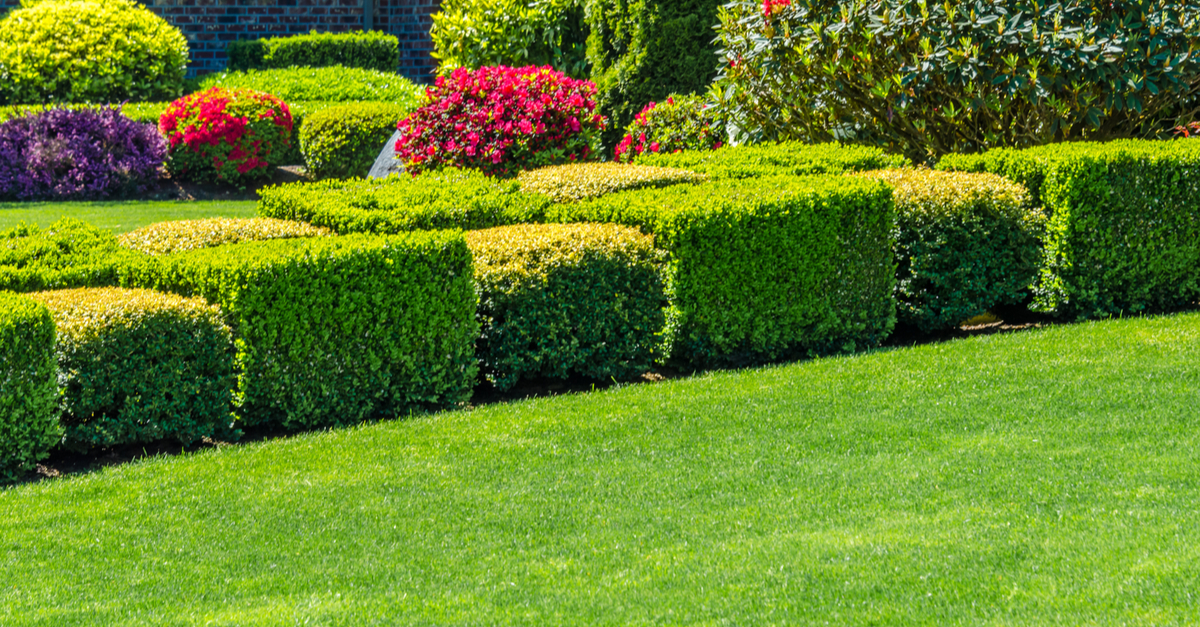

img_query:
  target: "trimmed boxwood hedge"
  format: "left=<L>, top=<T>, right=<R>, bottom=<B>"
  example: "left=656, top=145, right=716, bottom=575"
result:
left=118, top=232, right=478, bottom=430
left=466, top=223, right=666, bottom=390
left=30, top=287, right=236, bottom=451
left=855, top=169, right=1043, bottom=331
left=545, top=176, right=897, bottom=366
left=517, top=162, right=706, bottom=203
left=938, top=140, right=1200, bottom=318
left=634, top=142, right=908, bottom=180
left=0, top=291, right=59, bottom=481
left=300, top=102, right=410, bottom=180
left=227, top=31, right=400, bottom=73
left=118, top=218, right=331, bottom=255
left=0, top=219, right=134, bottom=293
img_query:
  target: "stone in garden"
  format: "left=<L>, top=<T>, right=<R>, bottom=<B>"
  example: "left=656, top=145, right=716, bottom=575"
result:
left=368, top=130, right=406, bottom=179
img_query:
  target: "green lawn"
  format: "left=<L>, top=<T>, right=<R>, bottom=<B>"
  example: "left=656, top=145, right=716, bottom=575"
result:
left=0, top=200, right=258, bottom=234
left=2, top=314, right=1199, bottom=625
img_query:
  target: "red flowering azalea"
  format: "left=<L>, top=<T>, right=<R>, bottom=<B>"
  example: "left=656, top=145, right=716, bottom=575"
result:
left=762, top=0, right=791, bottom=19
left=613, top=94, right=723, bottom=163
left=395, top=65, right=605, bottom=177
left=160, top=87, right=292, bottom=187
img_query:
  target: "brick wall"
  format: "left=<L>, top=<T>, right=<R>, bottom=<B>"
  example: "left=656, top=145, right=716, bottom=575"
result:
left=0, top=0, right=441, bottom=83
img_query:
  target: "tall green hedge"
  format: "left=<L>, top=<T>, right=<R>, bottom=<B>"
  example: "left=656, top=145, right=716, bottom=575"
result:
left=119, top=232, right=478, bottom=430
left=227, top=31, right=400, bottom=73
left=634, top=142, right=909, bottom=180
left=547, top=176, right=897, bottom=366
left=466, top=223, right=666, bottom=390
left=0, top=292, right=60, bottom=482
left=586, top=0, right=726, bottom=146
left=938, top=140, right=1200, bottom=318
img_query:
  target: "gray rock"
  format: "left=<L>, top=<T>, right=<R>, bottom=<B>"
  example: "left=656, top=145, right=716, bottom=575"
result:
left=368, top=130, right=406, bottom=179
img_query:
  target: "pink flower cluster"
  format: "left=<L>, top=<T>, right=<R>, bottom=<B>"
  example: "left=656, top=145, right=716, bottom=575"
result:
left=762, top=0, right=791, bottom=19
left=160, top=87, right=292, bottom=186
left=613, top=100, right=665, bottom=162
left=613, top=95, right=723, bottom=164
left=395, top=65, right=606, bottom=177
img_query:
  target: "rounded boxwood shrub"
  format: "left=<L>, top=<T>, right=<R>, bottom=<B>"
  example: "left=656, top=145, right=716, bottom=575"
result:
left=0, top=292, right=60, bottom=482
left=196, top=66, right=423, bottom=106
left=300, top=102, right=410, bottom=179
left=118, top=218, right=331, bottom=256
left=0, top=0, right=189, bottom=105
left=396, top=65, right=606, bottom=177
left=518, top=162, right=706, bottom=202
left=614, top=94, right=723, bottom=163
left=0, top=107, right=166, bottom=201
left=160, top=87, right=293, bottom=187
left=29, top=287, right=236, bottom=451
left=855, top=168, right=1043, bottom=331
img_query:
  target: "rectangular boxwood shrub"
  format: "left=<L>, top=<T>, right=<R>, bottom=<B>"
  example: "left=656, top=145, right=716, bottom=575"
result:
left=465, top=223, right=667, bottom=390
left=633, top=142, right=909, bottom=180
left=545, top=175, right=897, bottom=366
left=118, top=232, right=478, bottom=430
left=258, top=170, right=553, bottom=234
left=517, top=162, right=706, bottom=203
left=29, top=288, right=236, bottom=451
left=0, top=291, right=59, bottom=482
left=0, top=219, right=138, bottom=293
left=118, top=218, right=331, bottom=255
left=854, top=169, right=1044, bottom=332
left=227, top=31, right=400, bottom=73
left=937, top=140, right=1200, bottom=318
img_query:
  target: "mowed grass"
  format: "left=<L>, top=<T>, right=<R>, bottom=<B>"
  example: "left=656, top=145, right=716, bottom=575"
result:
left=0, top=200, right=258, bottom=234
left=2, top=314, right=1199, bottom=625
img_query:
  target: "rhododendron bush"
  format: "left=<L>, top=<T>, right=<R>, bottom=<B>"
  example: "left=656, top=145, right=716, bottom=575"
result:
left=614, top=94, right=723, bottom=163
left=160, top=87, right=293, bottom=187
left=395, top=65, right=605, bottom=177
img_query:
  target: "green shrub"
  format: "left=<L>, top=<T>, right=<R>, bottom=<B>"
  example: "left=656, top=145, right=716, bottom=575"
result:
left=0, top=219, right=133, bottom=293
left=517, top=162, right=705, bottom=203
left=300, top=102, right=411, bottom=180
left=0, top=291, right=59, bottom=482
left=614, top=94, right=724, bottom=162
left=854, top=169, right=1043, bottom=331
left=466, top=223, right=666, bottom=390
left=119, top=232, right=478, bottom=430
left=431, top=0, right=589, bottom=78
left=634, top=142, right=908, bottom=180
left=30, top=288, right=235, bottom=451
left=196, top=66, right=423, bottom=106
left=937, top=140, right=1200, bottom=318
left=586, top=0, right=726, bottom=146
left=227, top=31, right=400, bottom=73
left=257, top=170, right=553, bottom=234
left=547, top=175, right=897, bottom=366
left=713, top=0, right=1200, bottom=161
left=0, top=0, right=188, bottom=105
left=118, top=218, right=331, bottom=256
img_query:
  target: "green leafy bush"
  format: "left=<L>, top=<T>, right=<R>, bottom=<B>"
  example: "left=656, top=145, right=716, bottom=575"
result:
left=227, top=31, right=400, bottom=73
left=855, top=169, right=1042, bottom=331
left=30, top=288, right=235, bottom=451
left=118, top=218, right=331, bottom=256
left=714, top=0, right=1200, bottom=162
left=431, top=0, right=589, bottom=78
left=518, top=162, right=705, bottom=202
left=614, top=94, right=723, bottom=162
left=634, top=142, right=908, bottom=180
left=586, top=0, right=726, bottom=146
left=258, top=170, right=553, bottom=234
left=118, top=232, right=478, bottom=430
left=938, top=139, right=1200, bottom=318
left=0, top=291, right=59, bottom=482
left=547, top=176, right=897, bottom=366
left=300, top=102, right=411, bottom=180
left=197, top=66, right=423, bottom=106
left=466, top=223, right=666, bottom=389
left=0, top=0, right=188, bottom=105
left=0, top=219, right=132, bottom=293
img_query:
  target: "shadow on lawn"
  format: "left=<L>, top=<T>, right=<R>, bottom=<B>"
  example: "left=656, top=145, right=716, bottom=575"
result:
left=17, top=303, right=1060, bottom=485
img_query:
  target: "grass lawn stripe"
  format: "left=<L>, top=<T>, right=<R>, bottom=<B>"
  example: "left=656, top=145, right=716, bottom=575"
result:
left=0, top=201, right=258, bottom=234
left=1, top=313, right=1198, bottom=624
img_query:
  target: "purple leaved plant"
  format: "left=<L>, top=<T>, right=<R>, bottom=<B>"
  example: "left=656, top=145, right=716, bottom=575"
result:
left=0, top=106, right=166, bottom=201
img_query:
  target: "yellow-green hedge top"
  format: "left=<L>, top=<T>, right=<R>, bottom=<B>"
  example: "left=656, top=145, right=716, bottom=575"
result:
left=29, top=287, right=224, bottom=338
left=117, top=218, right=332, bottom=255
left=853, top=168, right=1029, bottom=219
left=465, top=222, right=661, bottom=282
left=518, top=162, right=707, bottom=203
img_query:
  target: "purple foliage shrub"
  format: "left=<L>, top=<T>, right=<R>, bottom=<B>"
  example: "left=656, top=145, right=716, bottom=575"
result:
left=0, top=107, right=166, bottom=200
